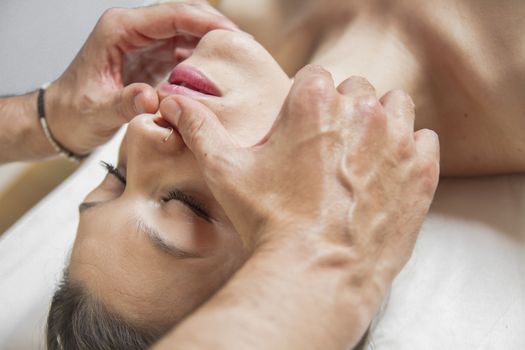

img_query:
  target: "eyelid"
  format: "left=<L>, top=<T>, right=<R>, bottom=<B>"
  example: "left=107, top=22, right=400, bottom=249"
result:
left=163, top=190, right=213, bottom=223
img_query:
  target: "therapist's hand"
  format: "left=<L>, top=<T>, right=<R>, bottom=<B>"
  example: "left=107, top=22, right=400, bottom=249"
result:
left=159, top=65, right=440, bottom=347
left=44, top=1, right=239, bottom=156
left=161, top=64, right=439, bottom=248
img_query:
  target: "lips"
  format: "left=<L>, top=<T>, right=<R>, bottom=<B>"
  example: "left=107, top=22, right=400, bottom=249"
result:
left=163, top=64, right=221, bottom=97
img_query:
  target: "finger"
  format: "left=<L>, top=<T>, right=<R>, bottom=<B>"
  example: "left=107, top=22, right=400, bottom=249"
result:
left=256, top=65, right=336, bottom=146
left=104, top=3, right=241, bottom=49
left=282, top=65, right=336, bottom=130
left=293, top=64, right=335, bottom=86
left=159, top=96, right=235, bottom=164
left=174, top=47, right=194, bottom=63
left=414, top=129, right=440, bottom=161
left=379, top=89, right=415, bottom=133
left=414, top=129, right=440, bottom=193
left=337, top=76, right=376, bottom=98
left=115, top=83, right=159, bottom=122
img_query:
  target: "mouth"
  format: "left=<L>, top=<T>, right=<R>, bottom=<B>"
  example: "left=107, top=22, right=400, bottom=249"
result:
left=159, top=64, right=221, bottom=98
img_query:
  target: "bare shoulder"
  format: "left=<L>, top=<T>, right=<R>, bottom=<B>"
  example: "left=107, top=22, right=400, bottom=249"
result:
left=218, top=0, right=525, bottom=175
left=397, top=0, right=525, bottom=175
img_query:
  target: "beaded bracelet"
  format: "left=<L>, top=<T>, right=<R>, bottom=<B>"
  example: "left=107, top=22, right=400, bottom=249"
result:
left=37, top=83, right=88, bottom=163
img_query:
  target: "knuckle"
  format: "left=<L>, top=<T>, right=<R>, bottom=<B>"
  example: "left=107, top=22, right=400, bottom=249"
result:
left=354, top=95, right=380, bottom=112
left=301, top=75, right=334, bottom=98
left=98, top=8, right=128, bottom=38
left=289, top=77, right=335, bottom=116
left=353, top=96, right=386, bottom=125
left=389, top=89, right=415, bottom=108
left=339, top=76, right=376, bottom=97
left=348, top=76, right=372, bottom=88
left=301, top=64, right=330, bottom=75
left=101, top=7, right=125, bottom=23
left=295, top=65, right=334, bottom=95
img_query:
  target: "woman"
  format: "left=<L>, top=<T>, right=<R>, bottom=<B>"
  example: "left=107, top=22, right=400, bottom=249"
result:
left=47, top=29, right=292, bottom=348
left=47, top=1, right=524, bottom=348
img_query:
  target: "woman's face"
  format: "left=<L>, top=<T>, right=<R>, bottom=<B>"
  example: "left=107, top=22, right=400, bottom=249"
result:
left=70, top=29, right=291, bottom=330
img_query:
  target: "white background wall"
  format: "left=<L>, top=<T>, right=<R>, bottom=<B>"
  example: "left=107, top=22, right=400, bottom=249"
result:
left=0, top=1, right=146, bottom=223
left=0, top=0, right=145, bottom=95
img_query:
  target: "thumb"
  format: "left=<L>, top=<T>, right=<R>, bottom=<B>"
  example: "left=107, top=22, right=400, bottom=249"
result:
left=115, top=83, right=159, bottom=122
left=159, top=96, right=235, bottom=165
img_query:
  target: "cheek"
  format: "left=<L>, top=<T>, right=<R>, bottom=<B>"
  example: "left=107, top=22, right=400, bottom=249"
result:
left=216, top=78, right=293, bottom=147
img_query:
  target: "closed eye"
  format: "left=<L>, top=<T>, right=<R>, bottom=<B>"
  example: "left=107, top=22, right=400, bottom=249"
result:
left=162, top=190, right=213, bottom=223
left=100, top=160, right=213, bottom=223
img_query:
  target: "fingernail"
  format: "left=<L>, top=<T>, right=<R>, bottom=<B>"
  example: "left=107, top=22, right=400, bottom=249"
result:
left=134, top=94, right=145, bottom=114
left=162, top=98, right=181, bottom=124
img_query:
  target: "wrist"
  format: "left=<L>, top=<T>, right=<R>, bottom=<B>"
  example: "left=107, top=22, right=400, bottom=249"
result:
left=0, top=92, right=57, bottom=162
left=43, top=80, right=90, bottom=158
left=254, top=230, right=380, bottom=347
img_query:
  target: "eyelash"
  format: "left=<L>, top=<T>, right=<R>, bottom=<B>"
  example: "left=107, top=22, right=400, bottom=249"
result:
left=163, top=190, right=212, bottom=223
left=100, top=161, right=126, bottom=184
left=100, top=161, right=212, bottom=222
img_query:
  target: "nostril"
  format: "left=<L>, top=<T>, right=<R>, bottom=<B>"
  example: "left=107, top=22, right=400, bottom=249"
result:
left=154, top=116, right=174, bottom=129
left=153, top=116, right=178, bottom=143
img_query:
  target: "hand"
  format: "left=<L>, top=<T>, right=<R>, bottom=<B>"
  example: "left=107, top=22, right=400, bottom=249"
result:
left=45, top=1, right=240, bottom=156
left=159, top=65, right=440, bottom=347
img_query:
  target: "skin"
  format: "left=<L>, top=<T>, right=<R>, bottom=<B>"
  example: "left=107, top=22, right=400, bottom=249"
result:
left=71, top=29, right=293, bottom=330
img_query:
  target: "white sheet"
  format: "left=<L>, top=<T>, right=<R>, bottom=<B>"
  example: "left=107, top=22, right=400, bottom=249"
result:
left=1, top=127, right=524, bottom=349
left=369, top=175, right=525, bottom=349
left=0, top=131, right=122, bottom=350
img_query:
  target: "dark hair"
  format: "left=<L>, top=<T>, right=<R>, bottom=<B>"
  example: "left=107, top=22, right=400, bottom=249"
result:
left=46, top=270, right=163, bottom=350
left=47, top=271, right=371, bottom=350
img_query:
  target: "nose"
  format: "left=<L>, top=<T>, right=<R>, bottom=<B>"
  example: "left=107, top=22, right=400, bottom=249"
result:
left=124, top=114, right=186, bottom=187
left=127, top=113, right=185, bottom=155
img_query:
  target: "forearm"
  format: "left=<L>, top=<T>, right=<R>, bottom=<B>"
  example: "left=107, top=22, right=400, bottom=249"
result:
left=0, top=92, right=55, bottom=163
left=153, top=234, right=378, bottom=350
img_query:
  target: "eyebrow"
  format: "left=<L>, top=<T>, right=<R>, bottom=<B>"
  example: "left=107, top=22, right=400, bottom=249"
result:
left=79, top=201, right=202, bottom=259
left=136, top=217, right=202, bottom=259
